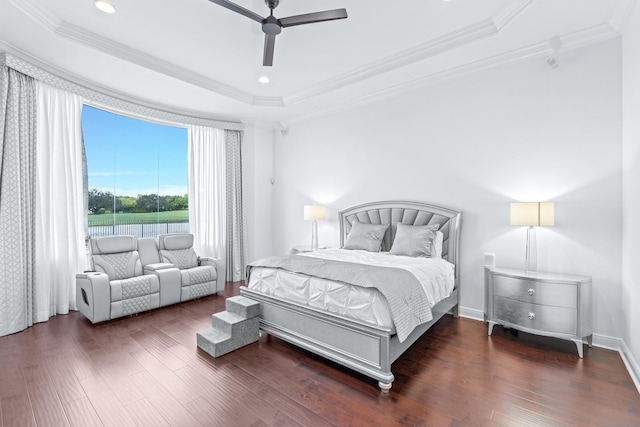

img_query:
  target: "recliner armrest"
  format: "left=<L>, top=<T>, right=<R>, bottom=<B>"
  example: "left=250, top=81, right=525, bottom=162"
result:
left=143, top=262, right=175, bottom=272
left=144, top=265, right=181, bottom=307
left=199, top=256, right=226, bottom=293
left=76, top=272, right=110, bottom=323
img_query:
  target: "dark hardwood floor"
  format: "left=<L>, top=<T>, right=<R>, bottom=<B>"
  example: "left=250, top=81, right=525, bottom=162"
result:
left=1, top=281, right=639, bottom=426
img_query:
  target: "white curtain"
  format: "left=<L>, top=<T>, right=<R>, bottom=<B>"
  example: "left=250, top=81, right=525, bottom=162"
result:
left=34, top=83, right=86, bottom=321
left=0, top=67, right=37, bottom=336
left=187, top=125, right=225, bottom=262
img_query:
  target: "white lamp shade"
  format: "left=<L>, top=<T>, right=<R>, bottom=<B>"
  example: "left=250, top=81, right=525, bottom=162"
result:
left=510, top=202, right=554, bottom=226
left=304, top=205, right=326, bottom=221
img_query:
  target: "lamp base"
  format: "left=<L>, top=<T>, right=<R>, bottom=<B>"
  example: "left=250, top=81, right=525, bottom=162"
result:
left=525, top=226, right=537, bottom=273
left=310, top=220, right=318, bottom=251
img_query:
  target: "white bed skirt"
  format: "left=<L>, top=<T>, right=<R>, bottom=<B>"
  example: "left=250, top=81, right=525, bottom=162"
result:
left=247, top=266, right=395, bottom=329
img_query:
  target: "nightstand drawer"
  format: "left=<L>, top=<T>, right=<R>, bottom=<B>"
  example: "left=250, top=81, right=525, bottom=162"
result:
left=494, top=296, right=577, bottom=335
left=493, top=275, right=576, bottom=308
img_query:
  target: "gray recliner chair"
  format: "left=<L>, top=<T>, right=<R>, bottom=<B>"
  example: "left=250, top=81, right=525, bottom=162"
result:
left=77, top=234, right=225, bottom=324
left=157, top=233, right=224, bottom=301
left=76, top=235, right=162, bottom=323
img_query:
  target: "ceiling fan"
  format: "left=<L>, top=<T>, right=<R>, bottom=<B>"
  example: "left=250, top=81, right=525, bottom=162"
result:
left=208, top=0, right=348, bottom=66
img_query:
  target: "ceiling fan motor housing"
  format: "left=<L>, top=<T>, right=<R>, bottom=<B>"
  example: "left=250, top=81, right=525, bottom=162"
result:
left=262, top=15, right=281, bottom=35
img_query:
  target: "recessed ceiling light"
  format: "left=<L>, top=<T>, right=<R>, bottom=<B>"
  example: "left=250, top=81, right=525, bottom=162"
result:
left=95, top=0, right=116, bottom=14
left=258, top=76, right=270, bottom=84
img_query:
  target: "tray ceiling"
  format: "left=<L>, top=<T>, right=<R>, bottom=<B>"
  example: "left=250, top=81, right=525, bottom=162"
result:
left=0, top=0, right=629, bottom=126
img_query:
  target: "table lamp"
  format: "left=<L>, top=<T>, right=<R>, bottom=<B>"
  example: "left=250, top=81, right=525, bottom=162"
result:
left=510, top=202, right=554, bottom=272
left=304, top=204, right=326, bottom=250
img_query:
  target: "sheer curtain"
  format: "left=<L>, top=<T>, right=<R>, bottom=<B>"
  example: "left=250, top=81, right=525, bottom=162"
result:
left=34, top=83, right=86, bottom=321
left=225, top=130, right=247, bottom=282
left=0, top=67, right=38, bottom=336
left=187, top=125, right=225, bottom=262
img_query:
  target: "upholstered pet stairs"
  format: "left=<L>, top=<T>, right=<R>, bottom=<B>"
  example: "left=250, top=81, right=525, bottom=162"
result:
left=197, top=296, right=260, bottom=357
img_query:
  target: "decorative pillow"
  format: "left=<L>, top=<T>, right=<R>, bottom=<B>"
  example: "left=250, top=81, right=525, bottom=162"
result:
left=343, top=221, right=389, bottom=252
left=390, top=223, right=441, bottom=258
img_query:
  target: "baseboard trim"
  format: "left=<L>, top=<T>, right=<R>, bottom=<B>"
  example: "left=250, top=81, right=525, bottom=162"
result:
left=620, top=340, right=640, bottom=394
left=459, top=306, right=484, bottom=321
left=459, top=307, right=640, bottom=394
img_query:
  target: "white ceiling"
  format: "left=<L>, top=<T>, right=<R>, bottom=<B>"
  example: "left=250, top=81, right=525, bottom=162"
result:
left=0, top=0, right=629, bottom=127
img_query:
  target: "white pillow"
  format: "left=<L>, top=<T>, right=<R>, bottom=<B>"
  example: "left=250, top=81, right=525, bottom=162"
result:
left=433, top=231, right=444, bottom=258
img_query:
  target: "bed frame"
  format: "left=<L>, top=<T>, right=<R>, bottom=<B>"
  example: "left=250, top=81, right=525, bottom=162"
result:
left=240, top=200, right=462, bottom=392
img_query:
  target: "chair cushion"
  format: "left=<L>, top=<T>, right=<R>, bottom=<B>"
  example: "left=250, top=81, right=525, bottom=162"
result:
left=138, top=237, right=161, bottom=266
left=110, top=274, right=160, bottom=303
left=93, top=251, right=143, bottom=281
left=91, top=235, right=137, bottom=255
left=158, top=233, right=194, bottom=251
left=160, top=248, right=198, bottom=269
left=179, top=265, right=216, bottom=287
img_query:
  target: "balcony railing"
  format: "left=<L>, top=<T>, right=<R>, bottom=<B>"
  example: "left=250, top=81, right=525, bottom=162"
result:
left=88, top=219, right=189, bottom=238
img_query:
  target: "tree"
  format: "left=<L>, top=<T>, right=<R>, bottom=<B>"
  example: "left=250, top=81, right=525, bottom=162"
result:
left=118, top=196, right=137, bottom=213
left=160, top=194, right=188, bottom=211
left=136, top=194, right=158, bottom=212
left=88, top=189, right=119, bottom=213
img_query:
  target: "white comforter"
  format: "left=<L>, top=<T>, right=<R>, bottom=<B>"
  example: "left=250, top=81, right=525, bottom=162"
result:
left=247, top=248, right=455, bottom=330
left=301, top=248, right=455, bottom=308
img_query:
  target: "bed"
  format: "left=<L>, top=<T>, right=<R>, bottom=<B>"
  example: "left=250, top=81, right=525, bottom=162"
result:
left=240, top=200, right=462, bottom=392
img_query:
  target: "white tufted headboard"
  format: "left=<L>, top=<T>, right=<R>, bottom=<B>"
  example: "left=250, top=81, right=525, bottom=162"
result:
left=339, top=200, right=462, bottom=280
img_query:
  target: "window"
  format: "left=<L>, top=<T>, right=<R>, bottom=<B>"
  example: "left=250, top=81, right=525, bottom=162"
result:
left=82, top=105, right=189, bottom=237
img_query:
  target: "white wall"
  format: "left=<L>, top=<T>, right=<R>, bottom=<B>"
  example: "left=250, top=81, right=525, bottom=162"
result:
left=242, top=124, right=274, bottom=264
left=269, top=39, right=623, bottom=338
left=622, top=2, right=640, bottom=387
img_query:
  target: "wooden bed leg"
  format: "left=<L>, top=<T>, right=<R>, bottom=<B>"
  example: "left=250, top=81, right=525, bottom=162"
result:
left=452, top=304, right=459, bottom=318
left=378, top=382, right=392, bottom=394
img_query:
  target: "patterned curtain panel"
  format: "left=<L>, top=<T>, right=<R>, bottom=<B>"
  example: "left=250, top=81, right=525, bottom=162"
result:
left=0, top=67, right=37, bottom=337
left=187, top=126, right=225, bottom=262
left=225, top=130, right=247, bottom=282
left=34, top=83, right=87, bottom=320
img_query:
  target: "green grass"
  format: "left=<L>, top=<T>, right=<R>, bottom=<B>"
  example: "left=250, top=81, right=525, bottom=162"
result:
left=88, top=210, right=188, bottom=225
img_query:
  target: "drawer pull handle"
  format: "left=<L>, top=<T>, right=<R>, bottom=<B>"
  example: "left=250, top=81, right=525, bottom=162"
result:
left=528, top=312, right=536, bottom=320
left=527, top=288, right=535, bottom=296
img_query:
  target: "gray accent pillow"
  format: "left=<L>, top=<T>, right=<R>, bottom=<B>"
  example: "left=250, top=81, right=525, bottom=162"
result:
left=343, top=221, right=390, bottom=252
left=390, top=223, right=441, bottom=258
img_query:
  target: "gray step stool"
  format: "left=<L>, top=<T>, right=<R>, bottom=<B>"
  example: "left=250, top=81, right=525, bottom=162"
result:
left=197, top=296, right=260, bottom=357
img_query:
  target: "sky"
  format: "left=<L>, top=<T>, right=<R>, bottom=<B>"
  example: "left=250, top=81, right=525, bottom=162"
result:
left=82, top=106, right=188, bottom=197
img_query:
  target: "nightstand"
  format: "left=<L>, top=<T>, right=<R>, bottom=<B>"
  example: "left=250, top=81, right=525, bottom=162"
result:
left=484, top=267, right=593, bottom=357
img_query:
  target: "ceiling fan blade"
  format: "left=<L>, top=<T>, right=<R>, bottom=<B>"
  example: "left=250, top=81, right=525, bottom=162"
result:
left=278, top=8, right=347, bottom=28
left=208, top=0, right=264, bottom=23
left=263, top=34, right=276, bottom=66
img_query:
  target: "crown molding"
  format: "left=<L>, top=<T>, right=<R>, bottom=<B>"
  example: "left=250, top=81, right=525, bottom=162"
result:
left=252, top=96, right=285, bottom=107
left=8, top=0, right=531, bottom=109
left=283, top=18, right=497, bottom=105
left=55, top=21, right=255, bottom=105
left=8, top=0, right=59, bottom=32
left=8, top=0, right=264, bottom=106
left=0, top=44, right=244, bottom=130
left=608, top=0, right=637, bottom=34
left=283, top=0, right=532, bottom=105
left=493, top=0, right=533, bottom=29
left=280, top=23, right=619, bottom=128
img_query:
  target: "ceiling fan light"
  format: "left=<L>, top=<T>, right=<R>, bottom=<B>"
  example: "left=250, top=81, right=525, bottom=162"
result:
left=258, top=76, right=270, bottom=84
left=95, top=0, right=116, bottom=14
